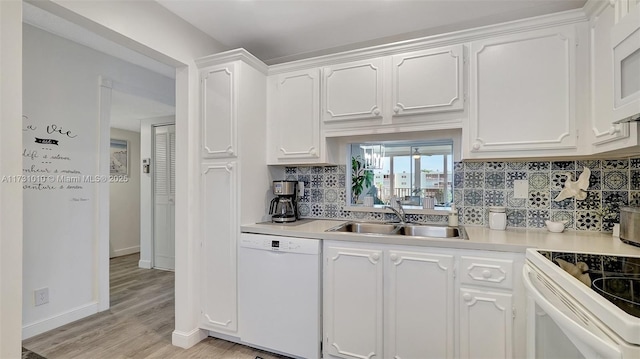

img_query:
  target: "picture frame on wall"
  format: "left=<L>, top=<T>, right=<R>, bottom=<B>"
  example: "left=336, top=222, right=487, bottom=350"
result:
left=110, top=139, right=128, bottom=176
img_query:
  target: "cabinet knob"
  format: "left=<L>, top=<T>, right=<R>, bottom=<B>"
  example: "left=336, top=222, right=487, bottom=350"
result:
left=482, top=270, right=492, bottom=279
left=393, top=106, right=401, bottom=113
left=373, top=109, right=381, bottom=116
left=472, top=142, right=481, bottom=151
left=390, top=253, right=398, bottom=261
left=609, top=126, right=620, bottom=135
left=463, top=293, right=472, bottom=302
left=370, top=253, right=380, bottom=261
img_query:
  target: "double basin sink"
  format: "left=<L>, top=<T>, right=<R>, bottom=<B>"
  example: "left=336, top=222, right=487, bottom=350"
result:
left=326, top=221, right=464, bottom=239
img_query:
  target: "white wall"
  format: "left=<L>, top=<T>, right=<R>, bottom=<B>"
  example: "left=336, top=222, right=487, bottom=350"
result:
left=28, top=0, right=227, bottom=348
left=22, top=23, right=175, bottom=339
left=109, top=128, right=141, bottom=258
left=139, top=116, right=175, bottom=269
left=0, top=1, right=24, bottom=357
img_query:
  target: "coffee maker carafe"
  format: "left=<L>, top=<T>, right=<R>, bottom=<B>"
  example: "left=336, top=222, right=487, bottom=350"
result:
left=269, top=180, right=299, bottom=223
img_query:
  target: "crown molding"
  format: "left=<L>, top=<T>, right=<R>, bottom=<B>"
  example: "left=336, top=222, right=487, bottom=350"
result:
left=268, top=8, right=588, bottom=76
left=583, top=0, right=612, bottom=18
left=196, top=48, right=268, bottom=74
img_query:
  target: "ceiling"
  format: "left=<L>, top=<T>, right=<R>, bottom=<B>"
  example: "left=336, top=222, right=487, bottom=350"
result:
left=110, top=90, right=176, bottom=133
left=157, top=0, right=587, bottom=65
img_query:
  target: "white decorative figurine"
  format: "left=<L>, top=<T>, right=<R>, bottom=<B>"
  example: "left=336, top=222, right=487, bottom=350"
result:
left=554, top=166, right=591, bottom=201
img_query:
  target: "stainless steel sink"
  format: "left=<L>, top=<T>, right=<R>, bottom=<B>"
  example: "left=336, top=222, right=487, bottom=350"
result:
left=326, top=221, right=463, bottom=239
left=328, top=222, right=402, bottom=235
left=400, top=224, right=460, bottom=238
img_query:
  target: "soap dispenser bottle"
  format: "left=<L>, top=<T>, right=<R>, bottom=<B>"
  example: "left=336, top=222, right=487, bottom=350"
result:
left=448, top=204, right=459, bottom=227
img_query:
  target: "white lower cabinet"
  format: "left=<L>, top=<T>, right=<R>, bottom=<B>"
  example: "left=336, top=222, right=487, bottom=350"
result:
left=385, top=250, right=455, bottom=359
left=323, top=241, right=524, bottom=359
left=324, top=242, right=456, bottom=359
left=324, top=245, right=384, bottom=359
left=459, top=288, right=514, bottom=359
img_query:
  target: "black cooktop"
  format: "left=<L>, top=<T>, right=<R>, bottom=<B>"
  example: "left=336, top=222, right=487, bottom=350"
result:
left=538, top=251, right=640, bottom=318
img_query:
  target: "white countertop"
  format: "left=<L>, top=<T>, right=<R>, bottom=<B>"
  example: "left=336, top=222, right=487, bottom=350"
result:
left=241, top=219, right=640, bottom=256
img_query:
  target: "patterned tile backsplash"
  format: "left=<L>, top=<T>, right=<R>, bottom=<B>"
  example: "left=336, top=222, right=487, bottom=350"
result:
left=285, top=157, right=640, bottom=231
left=284, top=166, right=448, bottom=225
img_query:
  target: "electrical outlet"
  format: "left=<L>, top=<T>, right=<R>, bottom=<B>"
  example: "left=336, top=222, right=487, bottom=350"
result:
left=34, top=287, right=49, bottom=306
left=298, top=181, right=304, bottom=197
left=513, top=180, right=529, bottom=199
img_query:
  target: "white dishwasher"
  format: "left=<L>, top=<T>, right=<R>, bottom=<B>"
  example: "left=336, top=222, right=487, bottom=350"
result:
left=238, top=233, right=321, bottom=359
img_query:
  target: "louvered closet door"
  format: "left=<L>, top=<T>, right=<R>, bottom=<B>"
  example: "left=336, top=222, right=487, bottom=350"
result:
left=154, top=125, right=175, bottom=270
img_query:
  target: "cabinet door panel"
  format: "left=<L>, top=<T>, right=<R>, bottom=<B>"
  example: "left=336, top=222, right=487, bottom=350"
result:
left=612, top=5, right=640, bottom=120
left=200, top=161, right=237, bottom=333
left=323, top=59, right=383, bottom=122
left=468, top=26, right=577, bottom=155
left=324, top=246, right=383, bottom=359
left=201, top=64, right=237, bottom=158
left=459, top=288, right=513, bottom=359
left=589, top=4, right=637, bottom=151
left=392, top=45, right=464, bottom=115
left=273, top=70, right=321, bottom=160
left=386, top=250, right=455, bottom=359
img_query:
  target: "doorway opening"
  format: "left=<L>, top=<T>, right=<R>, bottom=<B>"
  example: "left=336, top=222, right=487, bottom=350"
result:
left=20, top=1, right=180, bottom=342
left=104, top=83, right=176, bottom=272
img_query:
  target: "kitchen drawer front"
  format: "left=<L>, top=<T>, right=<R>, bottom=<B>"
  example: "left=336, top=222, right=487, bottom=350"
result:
left=460, top=256, right=513, bottom=289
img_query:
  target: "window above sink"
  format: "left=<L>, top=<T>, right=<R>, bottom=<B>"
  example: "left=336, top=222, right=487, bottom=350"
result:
left=348, top=140, right=454, bottom=212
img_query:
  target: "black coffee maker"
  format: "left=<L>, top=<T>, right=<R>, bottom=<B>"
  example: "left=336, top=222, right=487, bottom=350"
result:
left=269, top=180, right=299, bottom=223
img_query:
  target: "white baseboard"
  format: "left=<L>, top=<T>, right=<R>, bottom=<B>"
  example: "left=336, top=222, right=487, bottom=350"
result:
left=138, top=259, right=152, bottom=269
left=172, top=328, right=208, bottom=349
left=111, top=246, right=140, bottom=258
left=22, top=302, right=98, bottom=340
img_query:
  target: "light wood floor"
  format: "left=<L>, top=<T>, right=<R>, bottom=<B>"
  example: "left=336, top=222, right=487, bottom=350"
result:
left=23, top=253, right=289, bottom=359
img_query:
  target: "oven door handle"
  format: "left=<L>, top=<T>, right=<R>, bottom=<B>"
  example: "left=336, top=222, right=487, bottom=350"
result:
left=523, top=266, right=622, bottom=359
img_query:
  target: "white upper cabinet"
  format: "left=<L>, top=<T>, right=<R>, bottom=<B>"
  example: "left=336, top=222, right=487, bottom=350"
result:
left=465, top=25, right=580, bottom=158
left=267, top=69, right=322, bottom=163
left=612, top=1, right=640, bottom=122
left=588, top=2, right=638, bottom=152
left=200, top=63, right=237, bottom=158
left=322, top=58, right=384, bottom=122
left=319, top=47, right=465, bottom=135
left=392, top=44, right=465, bottom=116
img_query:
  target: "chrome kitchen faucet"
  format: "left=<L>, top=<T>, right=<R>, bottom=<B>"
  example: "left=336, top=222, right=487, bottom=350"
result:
left=384, top=199, right=407, bottom=224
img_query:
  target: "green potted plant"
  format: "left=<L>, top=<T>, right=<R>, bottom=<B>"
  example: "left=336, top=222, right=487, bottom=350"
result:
left=351, top=155, right=373, bottom=204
